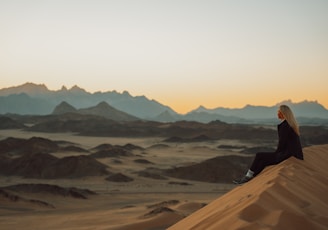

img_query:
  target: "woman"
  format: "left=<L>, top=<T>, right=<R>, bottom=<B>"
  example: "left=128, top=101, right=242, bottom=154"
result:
left=233, top=104, right=303, bottom=184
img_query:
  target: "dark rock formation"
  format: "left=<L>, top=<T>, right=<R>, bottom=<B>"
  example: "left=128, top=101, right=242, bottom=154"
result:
left=0, top=153, right=110, bottom=179
left=3, top=183, right=96, bottom=199
left=165, top=155, right=253, bottom=183
left=105, top=173, right=134, bottom=182
left=0, top=116, right=26, bottom=129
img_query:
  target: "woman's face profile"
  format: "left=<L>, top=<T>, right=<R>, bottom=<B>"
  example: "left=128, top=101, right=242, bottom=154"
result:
left=277, top=109, right=285, bottom=120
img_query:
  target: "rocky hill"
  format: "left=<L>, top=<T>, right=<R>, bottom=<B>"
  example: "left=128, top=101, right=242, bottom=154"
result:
left=164, top=155, right=253, bottom=183
left=52, top=101, right=139, bottom=121
left=52, top=101, right=77, bottom=114
left=0, top=136, right=110, bottom=179
left=0, top=153, right=110, bottom=179
left=0, top=116, right=26, bottom=129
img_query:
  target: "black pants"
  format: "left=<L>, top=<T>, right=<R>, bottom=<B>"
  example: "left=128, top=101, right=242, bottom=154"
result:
left=250, top=152, right=278, bottom=176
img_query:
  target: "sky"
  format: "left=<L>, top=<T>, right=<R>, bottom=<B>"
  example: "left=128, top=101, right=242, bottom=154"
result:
left=1, top=0, right=328, bottom=113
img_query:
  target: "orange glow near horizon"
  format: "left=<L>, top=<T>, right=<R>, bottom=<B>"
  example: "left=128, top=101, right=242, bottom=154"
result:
left=150, top=88, right=328, bottom=114
left=161, top=97, right=328, bottom=115
left=1, top=80, right=328, bottom=114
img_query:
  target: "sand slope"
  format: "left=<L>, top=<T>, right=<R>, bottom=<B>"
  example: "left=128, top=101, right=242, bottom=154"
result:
left=168, top=144, right=328, bottom=230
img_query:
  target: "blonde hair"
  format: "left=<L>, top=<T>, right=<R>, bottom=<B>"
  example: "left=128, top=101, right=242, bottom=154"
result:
left=279, top=105, right=300, bottom=135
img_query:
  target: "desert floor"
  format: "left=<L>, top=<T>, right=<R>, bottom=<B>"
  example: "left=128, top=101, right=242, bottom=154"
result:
left=0, top=129, right=250, bottom=230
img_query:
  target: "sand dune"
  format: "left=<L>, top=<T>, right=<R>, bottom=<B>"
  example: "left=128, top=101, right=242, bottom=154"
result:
left=168, top=144, right=328, bottom=230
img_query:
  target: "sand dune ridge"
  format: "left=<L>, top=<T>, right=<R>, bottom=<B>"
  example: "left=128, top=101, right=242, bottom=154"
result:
left=168, top=144, right=328, bottom=230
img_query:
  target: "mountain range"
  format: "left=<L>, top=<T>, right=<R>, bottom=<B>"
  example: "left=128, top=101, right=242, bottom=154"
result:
left=1, top=82, right=327, bottom=125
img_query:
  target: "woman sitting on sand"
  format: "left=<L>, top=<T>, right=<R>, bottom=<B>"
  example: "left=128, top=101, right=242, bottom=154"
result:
left=233, top=104, right=303, bottom=184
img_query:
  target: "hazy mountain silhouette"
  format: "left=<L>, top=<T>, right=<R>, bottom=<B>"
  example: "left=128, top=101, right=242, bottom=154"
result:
left=190, top=100, right=328, bottom=120
left=52, top=101, right=139, bottom=121
left=178, top=100, right=328, bottom=125
left=78, top=101, right=139, bottom=121
left=52, top=101, right=77, bottom=114
left=0, top=93, right=53, bottom=114
left=0, top=83, right=175, bottom=118
left=0, top=82, right=49, bottom=96
left=1, top=83, right=328, bottom=124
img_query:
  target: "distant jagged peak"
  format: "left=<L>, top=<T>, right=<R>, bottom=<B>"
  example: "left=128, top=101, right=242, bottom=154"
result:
left=243, top=104, right=268, bottom=109
left=0, top=82, right=49, bottom=95
left=189, top=105, right=209, bottom=114
left=95, top=101, right=111, bottom=108
left=154, top=110, right=178, bottom=122
left=275, top=99, right=326, bottom=110
left=159, top=110, right=175, bottom=115
left=122, top=90, right=131, bottom=96
left=241, top=100, right=324, bottom=109
left=276, top=99, right=319, bottom=106
left=52, top=101, right=77, bottom=114
left=69, top=85, right=87, bottom=93
left=197, top=105, right=207, bottom=110
left=20, top=82, right=48, bottom=90
left=78, top=101, right=139, bottom=121
left=276, top=99, right=293, bottom=105
left=60, top=85, right=68, bottom=91
left=84, top=101, right=119, bottom=112
left=57, top=101, right=76, bottom=108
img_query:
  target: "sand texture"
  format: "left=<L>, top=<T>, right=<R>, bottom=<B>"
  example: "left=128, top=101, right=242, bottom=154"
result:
left=0, top=130, right=236, bottom=230
left=0, top=128, right=327, bottom=230
left=169, top=144, right=328, bottom=230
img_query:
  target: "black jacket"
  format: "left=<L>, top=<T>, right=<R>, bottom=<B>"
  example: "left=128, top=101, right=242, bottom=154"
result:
left=275, top=120, right=303, bottom=162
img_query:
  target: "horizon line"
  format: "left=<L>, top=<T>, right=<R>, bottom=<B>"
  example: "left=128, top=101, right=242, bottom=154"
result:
left=1, top=81, right=327, bottom=112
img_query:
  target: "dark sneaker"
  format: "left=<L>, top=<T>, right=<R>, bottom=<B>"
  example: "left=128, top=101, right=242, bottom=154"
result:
left=233, top=176, right=253, bottom=185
